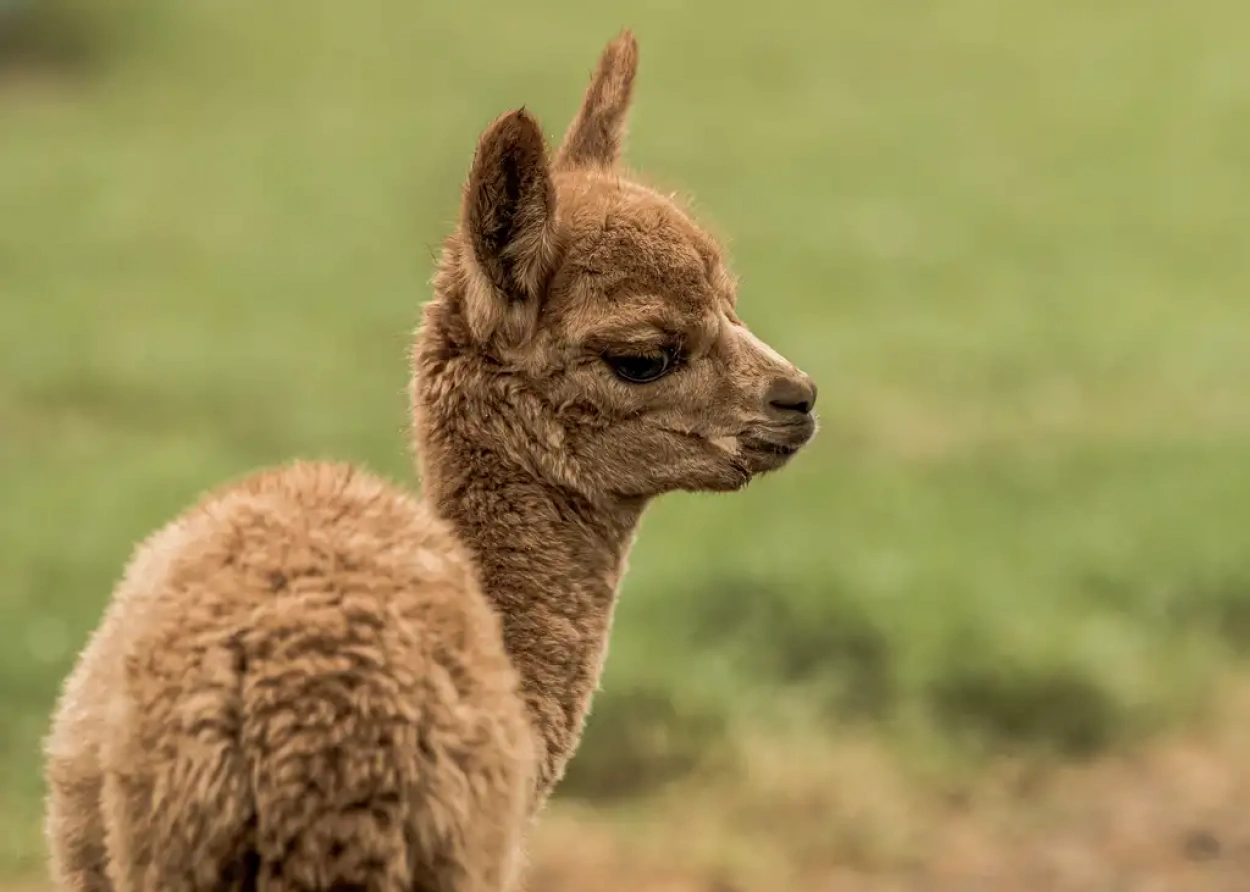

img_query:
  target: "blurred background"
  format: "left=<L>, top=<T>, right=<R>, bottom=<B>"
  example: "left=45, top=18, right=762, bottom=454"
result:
left=3, top=1, right=1250, bottom=889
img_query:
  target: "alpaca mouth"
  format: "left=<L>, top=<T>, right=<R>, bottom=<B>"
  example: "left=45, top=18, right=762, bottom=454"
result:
left=738, top=417, right=817, bottom=469
left=742, top=438, right=802, bottom=457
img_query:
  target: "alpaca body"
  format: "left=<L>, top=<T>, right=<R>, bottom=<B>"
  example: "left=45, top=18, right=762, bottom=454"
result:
left=46, top=461, right=534, bottom=892
left=45, top=30, right=819, bottom=892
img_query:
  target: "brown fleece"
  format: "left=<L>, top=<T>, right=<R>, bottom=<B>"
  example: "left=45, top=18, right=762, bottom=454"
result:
left=44, top=29, right=818, bottom=892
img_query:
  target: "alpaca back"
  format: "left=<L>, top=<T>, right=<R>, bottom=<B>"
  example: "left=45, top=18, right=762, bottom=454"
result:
left=45, top=461, right=535, bottom=892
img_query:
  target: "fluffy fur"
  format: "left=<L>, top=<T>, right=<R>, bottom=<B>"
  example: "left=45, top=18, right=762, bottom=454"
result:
left=44, top=30, right=818, bottom=892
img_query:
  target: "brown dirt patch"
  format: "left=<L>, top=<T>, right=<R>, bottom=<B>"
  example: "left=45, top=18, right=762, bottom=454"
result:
left=526, top=683, right=1250, bottom=891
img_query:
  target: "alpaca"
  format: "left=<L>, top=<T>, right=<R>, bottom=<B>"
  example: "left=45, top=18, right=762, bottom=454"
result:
left=43, top=29, right=818, bottom=892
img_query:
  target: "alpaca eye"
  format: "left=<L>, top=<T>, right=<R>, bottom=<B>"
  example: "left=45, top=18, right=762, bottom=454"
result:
left=603, top=350, right=674, bottom=384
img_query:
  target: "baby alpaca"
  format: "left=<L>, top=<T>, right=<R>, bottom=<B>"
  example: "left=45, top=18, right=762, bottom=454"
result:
left=44, top=30, right=818, bottom=892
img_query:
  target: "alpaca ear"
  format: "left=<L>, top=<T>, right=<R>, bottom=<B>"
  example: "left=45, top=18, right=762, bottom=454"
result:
left=554, top=30, right=639, bottom=170
left=461, top=108, right=559, bottom=344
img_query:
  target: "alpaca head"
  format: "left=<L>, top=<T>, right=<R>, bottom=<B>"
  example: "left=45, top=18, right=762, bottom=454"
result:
left=413, top=31, right=817, bottom=502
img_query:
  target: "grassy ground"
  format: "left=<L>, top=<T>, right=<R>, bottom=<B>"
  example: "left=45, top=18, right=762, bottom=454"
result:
left=3, top=0, right=1250, bottom=884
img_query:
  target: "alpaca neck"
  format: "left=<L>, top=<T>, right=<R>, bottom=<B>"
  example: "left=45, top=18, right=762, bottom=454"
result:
left=421, top=449, right=643, bottom=800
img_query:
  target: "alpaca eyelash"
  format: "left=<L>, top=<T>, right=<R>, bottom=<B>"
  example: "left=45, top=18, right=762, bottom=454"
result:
left=584, top=339, right=682, bottom=361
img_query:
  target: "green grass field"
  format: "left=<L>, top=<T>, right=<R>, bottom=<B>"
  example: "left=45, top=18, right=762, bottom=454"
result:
left=3, top=0, right=1250, bottom=879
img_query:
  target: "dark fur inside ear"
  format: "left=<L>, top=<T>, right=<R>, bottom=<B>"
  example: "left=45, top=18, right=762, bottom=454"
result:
left=555, top=30, right=639, bottom=170
left=464, top=108, right=557, bottom=300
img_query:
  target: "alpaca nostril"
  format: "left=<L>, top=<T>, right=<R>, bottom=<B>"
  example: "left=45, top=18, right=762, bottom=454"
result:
left=766, top=375, right=817, bottom=416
